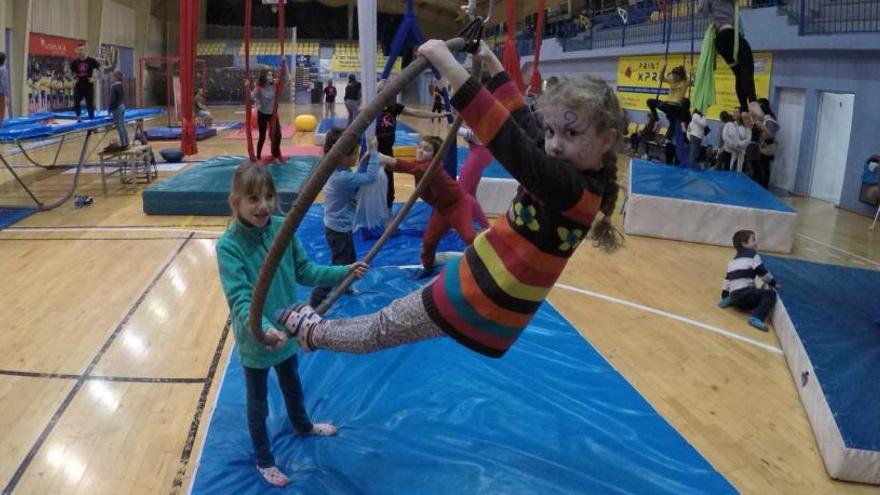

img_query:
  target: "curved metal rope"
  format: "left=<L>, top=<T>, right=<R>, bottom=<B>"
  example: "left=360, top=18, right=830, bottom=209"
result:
left=248, top=36, right=470, bottom=345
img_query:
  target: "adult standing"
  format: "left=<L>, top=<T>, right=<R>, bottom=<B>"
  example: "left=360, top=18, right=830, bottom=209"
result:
left=323, top=78, right=337, bottom=119
left=343, top=74, right=361, bottom=125
left=70, top=44, right=100, bottom=121
left=251, top=68, right=282, bottom=162
left=751, top=98, right=780, bottom=188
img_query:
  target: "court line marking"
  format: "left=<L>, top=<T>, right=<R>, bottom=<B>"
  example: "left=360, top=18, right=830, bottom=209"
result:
left=1, top=234, right=194, bottom=495
left=796, top=233, right=880, bottom=267
left=6, top=226, right=222, bottom=236
left=0, top=369, right=207, bottom=383
left=0, top=237, right=197, bottom=242
left=553, top=283, right=784, bottom=355
left=173, top=318, right=232, bottom=495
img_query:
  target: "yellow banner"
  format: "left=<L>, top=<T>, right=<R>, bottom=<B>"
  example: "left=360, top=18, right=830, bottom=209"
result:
left=616, top=51, right=772, bottom=120
left=330, top=52, right=401, bottom=74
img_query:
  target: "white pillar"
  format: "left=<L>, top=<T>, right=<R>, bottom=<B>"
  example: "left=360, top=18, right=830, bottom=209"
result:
left=357, top=0, right=376, bottom=135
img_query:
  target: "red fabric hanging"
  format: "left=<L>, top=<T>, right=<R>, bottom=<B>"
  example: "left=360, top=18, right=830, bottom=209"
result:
left=178, top=0, right=199, bottom=156
left=529, top=0, right=546, bottom=94
left=243, top=0, right=256, bottom=161
left=268, top=0, right=287, bottom=162
left=502, top=0, right=525, bottom=92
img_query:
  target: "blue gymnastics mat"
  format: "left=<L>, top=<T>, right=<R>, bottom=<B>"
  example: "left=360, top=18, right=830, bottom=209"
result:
left=0, top=108, right=164, bottom=142
left=455, top=146, right=511, bottom=180
left=144, top=125, right=217, bottom=141
left=190, top=202, right=735, bottom=494
left=142, top=155, right=317, bottom=216
left=630, top=159, right=795, bottom=213
left=0, top=208, right=37, bottom=230
left=316, top=118, right=418, bottom=135
left=763, top=256, right=880, bottom=482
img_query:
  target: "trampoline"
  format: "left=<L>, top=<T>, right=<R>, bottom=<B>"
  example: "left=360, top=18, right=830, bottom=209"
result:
left=0, top=107, right=165, bottom=211
left=624, top=160, right=799, bottom=253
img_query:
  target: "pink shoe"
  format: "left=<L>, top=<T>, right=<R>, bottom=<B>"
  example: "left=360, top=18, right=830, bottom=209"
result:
left=274, top=304, right=322, bottom=351
left=300, top=422, right=337, bottom=437
left=257, top=465, right=290, bottom=487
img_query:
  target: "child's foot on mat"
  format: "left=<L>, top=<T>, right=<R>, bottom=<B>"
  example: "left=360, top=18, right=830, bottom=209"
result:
left=747, top=316, right=768, bottom=331
left=300, top=423, right=337, bottom=436
left=257, top=465, right=290, bottom=487
left=274, top=304, right=322, bottom=351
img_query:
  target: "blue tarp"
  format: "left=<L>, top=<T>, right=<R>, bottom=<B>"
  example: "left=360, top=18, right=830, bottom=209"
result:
left=763, top=256, right=880, bottom=451
left=190, top=202, right=735, bottom=494
left=631, top=159, right=796, bottom=213
left=0, top=108, right=165, bottom=142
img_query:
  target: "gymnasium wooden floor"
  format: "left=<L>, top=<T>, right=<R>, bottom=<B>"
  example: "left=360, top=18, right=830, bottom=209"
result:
left=0, top=104, right=877, bottom=494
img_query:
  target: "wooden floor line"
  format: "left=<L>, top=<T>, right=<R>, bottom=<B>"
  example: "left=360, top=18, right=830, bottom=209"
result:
left=554, top=283, right=785, bottom=355
left=1, top=234, right=194, bottom=495
left=0, top=368, right=207, bottom=383
left=795, top=233, right=880, bottom=267
left=6, top=226, right=223, bottom=236
left=0, top=237, right=196, bottom=242
left=172, top=317, right=232, bottom=495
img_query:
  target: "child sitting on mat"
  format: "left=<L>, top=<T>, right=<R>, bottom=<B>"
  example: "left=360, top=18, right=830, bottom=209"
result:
left=216, top=162, right=369, bottom=487
left=718, top=229, right=779, bottom=331
left=272, top=39, right=622, bottom=359
left=379, top=134, right=476, bottom=279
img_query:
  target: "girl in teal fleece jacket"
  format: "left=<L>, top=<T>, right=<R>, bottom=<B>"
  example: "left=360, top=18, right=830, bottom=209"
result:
left=216, top=162, right=368, bottom=487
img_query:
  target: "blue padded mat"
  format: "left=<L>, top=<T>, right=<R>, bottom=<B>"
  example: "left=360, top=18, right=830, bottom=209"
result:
left=0, top=108, right=164, bottom=142
left=763, top=256, right=880, bottom=451
left=142, top=155, right=317, bottom=216
left=190, top=202, right=735, bottom=495
left=0, top=208, right=37, bottom=230
left=631, top=159, right=796, bottom=213
left=317, top=118, right=417, bottom=136
left=144, top=125, right=217, bottom=141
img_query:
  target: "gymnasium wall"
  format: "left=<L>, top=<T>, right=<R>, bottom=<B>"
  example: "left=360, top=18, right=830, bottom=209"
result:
left=525, top=7, right=880, bottom=216
left=101, top=0, right=135, bottom=48
left=30, top=0, right=89, bottom=40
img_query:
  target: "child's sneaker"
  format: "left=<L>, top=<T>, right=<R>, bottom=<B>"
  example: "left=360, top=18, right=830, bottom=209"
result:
left=274, top=304, right=322, bottom=351
left=747, top=316, right=768, bottom=331
left=256, top=465, right=290, bottom=487
left=299, top=423, right=338, bottom=437
left=81, top=195, right=93, bottom=206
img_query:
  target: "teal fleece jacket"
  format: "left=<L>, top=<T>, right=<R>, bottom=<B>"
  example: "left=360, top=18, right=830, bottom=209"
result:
left=216, top=216, right=349, bottom=368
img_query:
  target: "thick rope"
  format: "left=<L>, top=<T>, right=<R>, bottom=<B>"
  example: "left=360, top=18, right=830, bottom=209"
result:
left=248, top=37, right=469, bottom=346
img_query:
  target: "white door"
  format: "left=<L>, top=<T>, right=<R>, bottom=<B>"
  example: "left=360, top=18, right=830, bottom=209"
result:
left=771, top=89, right=805, bottom=192
left=809, top=92, right=855, bottom=204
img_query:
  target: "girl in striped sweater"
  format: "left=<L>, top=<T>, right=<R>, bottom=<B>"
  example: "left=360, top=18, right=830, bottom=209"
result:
left=274, top=40, right=622, bottom=358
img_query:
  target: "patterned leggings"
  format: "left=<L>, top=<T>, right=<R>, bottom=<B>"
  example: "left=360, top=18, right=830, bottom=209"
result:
left=310, top=290, right=445, bottom=353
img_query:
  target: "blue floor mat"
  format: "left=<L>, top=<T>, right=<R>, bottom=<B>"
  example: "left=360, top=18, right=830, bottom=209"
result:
left=191, top=203, right=735, bottom=494
left=0, top=208, right=37, bottom=230
left=631, top=159, right=795, bottom=212
left=144, top=125, right=217, bottom=141
left=455, top=146, right=512, bottom=179
left=142, top=155, right=317, bottom=216
left=763, top=256, right=880, bottom=451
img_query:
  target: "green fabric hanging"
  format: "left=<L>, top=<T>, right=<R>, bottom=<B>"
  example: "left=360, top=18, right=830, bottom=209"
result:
left=693, top=23, right=716, bottom=113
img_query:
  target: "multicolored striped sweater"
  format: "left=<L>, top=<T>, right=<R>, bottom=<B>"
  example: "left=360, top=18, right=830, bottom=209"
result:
left=421, top=72, right=607, bottom=358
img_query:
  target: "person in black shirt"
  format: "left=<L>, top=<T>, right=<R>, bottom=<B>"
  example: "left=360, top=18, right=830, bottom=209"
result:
left=375, top=85, right=447, bottom=209
left=69, top=45, right=100, bottom=121
left=343, top=75, right=361, bottom=125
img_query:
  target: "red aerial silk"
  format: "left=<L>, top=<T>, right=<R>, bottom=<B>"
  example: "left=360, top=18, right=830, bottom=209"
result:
left=502, top=0, right=525, bottom=92
left=178, top=0, right=199, bottom=156
left=529, top=0, right=546, bottom=94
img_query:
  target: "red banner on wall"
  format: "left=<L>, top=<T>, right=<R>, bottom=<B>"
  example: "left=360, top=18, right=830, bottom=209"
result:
left=29, top=33, right=83, bottom=57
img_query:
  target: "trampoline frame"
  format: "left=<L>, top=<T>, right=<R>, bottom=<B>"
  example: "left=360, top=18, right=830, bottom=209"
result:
left=0, top=115, right=153, bottom=211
